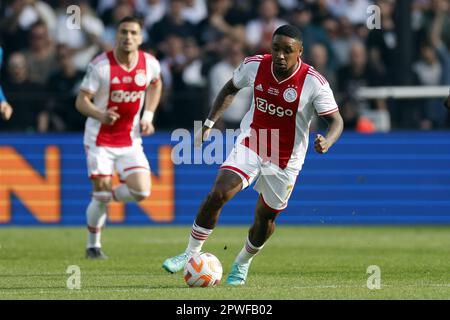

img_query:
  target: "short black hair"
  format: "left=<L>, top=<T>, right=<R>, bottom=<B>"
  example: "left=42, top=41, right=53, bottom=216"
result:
left=118, top=16, right=143, bottom=29
left=273, top=25, right=302, bottom=43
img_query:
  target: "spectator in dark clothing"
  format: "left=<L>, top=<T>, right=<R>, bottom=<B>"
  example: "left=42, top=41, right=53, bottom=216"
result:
left=412, top=42, right=446, bottom=129
left=158, top=35, right=206, bottom=130
left=0, top=0, right=32, bottom=57
left=221, top=0, right=253, bottom=26
left=290, top=4, right=335, bottom=69
left=149, top=0, right=196, bottom=49
left=444, top=91, right=450, bottom=110
left=337, top=41, right=389, bottom=131
left=309, top=0, right=334, bottom=26
left=1, top=52, right=44, bottom=132
left=308, top=43, right=336, bottom=90
left=22, top=20, right=56, bottom=86
left=196, top=0, right=235, bottom=47
left=173, top=38, right=206, bottom=129
left=366, top=0, right=399, bottom=85
left=40, top=45, right=85, bottom=132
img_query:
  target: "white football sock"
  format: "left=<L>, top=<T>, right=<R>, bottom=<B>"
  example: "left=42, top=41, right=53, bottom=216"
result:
left=86, top=192, right=111, bottom=248
left=235, top=236, right=265, bottom=264
left=185, top=222, right=213, bottom=255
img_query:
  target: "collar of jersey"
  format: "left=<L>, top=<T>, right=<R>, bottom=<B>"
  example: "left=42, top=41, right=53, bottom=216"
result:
left=270, top=58, right=302, bottom=84
left=113, top=50, right=139, bottom=73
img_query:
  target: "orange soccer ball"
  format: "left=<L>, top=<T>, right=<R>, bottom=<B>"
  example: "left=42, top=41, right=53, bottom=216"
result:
left=183, top=252, right=223, bottom=287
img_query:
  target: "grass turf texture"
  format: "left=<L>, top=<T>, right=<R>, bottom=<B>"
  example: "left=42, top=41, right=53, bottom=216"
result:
left=0, top=226, right=449, bottom=299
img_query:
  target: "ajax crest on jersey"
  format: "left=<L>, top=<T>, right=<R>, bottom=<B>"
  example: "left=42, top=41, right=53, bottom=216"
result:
left=183, top=252, right=223, bottom=287
left=134, top=72, right=147, bottom=87
left=283, top=88, right=297, bottom=103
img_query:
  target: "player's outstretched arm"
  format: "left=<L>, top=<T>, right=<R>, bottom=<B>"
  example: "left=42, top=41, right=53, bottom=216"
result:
left=444, top=92, right=450, bottom=110
left=75, top=90, right=120, bottom=125
left=0, top=83, right=13, bottom=120
left=315, top=111, right=344, bottom=154
left=0, top=101, right=13, bottom=121
left=140, top=78, right=163, bottom=136
left=195, top=79, right=240, bottom=147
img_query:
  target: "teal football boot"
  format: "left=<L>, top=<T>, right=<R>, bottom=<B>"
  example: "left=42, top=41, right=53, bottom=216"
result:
left=226, top=262, right=251, bottom=286
left=162, top=252, right=189, bottom=273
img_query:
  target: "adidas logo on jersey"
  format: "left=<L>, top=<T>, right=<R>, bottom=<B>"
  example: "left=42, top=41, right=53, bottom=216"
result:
left=112, top=77, right=121, bottom=84
left=255, top=84, right=263, bottom=91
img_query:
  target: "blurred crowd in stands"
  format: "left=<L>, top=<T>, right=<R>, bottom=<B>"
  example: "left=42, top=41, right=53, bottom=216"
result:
left=0, top=0, right=449, bottom=133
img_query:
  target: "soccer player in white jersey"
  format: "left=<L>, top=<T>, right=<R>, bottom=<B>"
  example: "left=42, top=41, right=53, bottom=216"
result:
left=163, top=25, right=344, bottom=285
left=75, top=17, right=162, bottom=259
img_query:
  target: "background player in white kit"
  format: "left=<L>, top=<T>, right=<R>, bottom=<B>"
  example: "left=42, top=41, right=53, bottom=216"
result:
left=163, top=25, right=344, bottom=285
left=75, top=17, right=162, bottom=259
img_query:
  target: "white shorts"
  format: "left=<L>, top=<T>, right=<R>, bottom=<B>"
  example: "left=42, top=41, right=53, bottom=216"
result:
left=85, top=143, right=150, bottom=182
left=220, top=143, right=298, bottom=212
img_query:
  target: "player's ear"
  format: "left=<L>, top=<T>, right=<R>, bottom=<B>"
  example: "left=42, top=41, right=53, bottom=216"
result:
left=298, top=43, right=303, bottom=58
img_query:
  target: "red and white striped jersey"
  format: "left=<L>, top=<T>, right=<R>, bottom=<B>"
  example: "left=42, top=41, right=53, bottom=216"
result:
left=233, top=54, right=339, bottom=171
left=80, top=50, right=161, bottom=147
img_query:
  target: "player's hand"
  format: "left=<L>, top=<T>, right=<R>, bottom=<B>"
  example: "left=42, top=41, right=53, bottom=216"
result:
left=195, top=126, right=211, bottom=148
left=100, top=106, right=120, bottom=125
left=0, top=102, right=13, bottom=121
left=444, top=95, right=450, bottom=110
left=314, top=134, right=330, bottom=154
left=140, top=120, right=155, bottom=136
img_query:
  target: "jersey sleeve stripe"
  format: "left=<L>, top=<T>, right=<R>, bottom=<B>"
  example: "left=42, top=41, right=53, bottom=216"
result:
left=244, top=55, right=263, bottom=63
left=244, top=56, right=263, bottom=61
left=244, top=58, right=263, bottom=64
left=318, top=107, right=339, bottom=116
left=244, top=55, right=263, bottom=61
left=307, top=71, right=326, bottom=85
left=308, top=67, right=327, bottom=83
left=308, top=68, right=326, bottom=82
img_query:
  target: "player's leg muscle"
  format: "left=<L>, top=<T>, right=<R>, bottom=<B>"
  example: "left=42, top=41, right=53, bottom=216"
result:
left=208, top=170, right=243, bottom=208
left=195, top=170, right=244, bottom=228
left=124, top=172, right=151, bottom=202
left=249, top=196, right=280, bottom=247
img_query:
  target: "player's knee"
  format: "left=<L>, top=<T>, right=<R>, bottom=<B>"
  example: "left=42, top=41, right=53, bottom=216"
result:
left=94, top=179, right=112, bottom=192
left=256, top=210, right=278, bottom=226
left=129, top=188, right=151, bottom=202
left=92, top=191, right=113, bottom=204
left=207, top=187, right=230, bottom=208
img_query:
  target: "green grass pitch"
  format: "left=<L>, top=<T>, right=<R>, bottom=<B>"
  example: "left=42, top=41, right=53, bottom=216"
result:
left=0, top=226, right=449, bottom=299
